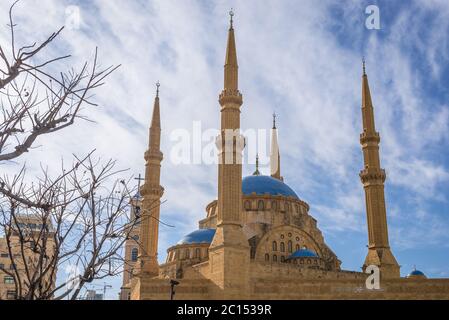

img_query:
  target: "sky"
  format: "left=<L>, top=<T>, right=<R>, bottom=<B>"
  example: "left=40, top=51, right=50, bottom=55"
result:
left=0, top=0, right=449, bottom=299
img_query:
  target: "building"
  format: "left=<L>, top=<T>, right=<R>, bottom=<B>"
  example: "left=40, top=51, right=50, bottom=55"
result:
left=122, top=11, right=449, bottom=300
left=0, top=215, right=56, bottom=300
left=119, top=191, right=142, bottom=300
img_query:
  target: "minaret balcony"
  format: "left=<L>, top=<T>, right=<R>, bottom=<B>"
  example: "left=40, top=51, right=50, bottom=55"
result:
left=359, top=167, right=386, bottom=184
left=144, top=150, right=163, bottom=162
left=219, top=89, right=243, bottom=106
left=141, top=184, right=164, bottom=198
left=360, top=131, right=380, bottom=145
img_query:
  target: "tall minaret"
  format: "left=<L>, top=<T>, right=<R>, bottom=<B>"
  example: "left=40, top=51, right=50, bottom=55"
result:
left=138, top=82, right=164, bottom=276
left=359, top=61, right=400, bottom=278
left=209, top=10, right=250, bottom=298
left=270, top=113, right=282, bottom=181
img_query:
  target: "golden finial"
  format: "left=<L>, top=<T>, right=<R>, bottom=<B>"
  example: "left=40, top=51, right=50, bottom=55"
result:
left=273, top=113, right=277, bottom=129
left=156, top=81, right=160, bottom=97
left=229, top=8, right=234, bottom=29
left=362, top=57, right=366, bottom=75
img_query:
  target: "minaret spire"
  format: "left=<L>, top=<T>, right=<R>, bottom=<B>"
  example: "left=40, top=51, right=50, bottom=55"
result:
left=270, top=113, right=282, bottom=180
left=137, top=82, right=164, bottom=277
left=224, top=9, right=238, bottom=91
left=359, top=63, right=399, bottom=278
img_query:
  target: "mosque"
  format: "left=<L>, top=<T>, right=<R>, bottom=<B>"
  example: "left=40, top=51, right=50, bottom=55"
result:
left=120, top=12, right=449, bottom=300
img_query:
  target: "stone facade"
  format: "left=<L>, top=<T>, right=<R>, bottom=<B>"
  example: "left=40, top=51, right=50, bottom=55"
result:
left=122, top=12, right=449, bottom=300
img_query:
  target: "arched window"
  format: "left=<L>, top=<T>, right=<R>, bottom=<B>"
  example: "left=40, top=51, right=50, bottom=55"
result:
left=258, top=200, right=264, bottom=210
left=195, top=248, right=201, bottom=259
left=131, top=248, right=138, bottom=262
left=244, top=200, right=251, bottom=210
left=296, top=244, right=300, bottom=251
left=272, top=241, right=277, bottom=251
left=307, top=259, right=311, bottom=264
left=285, top=202, right=290, bottom=212
left=265, top=253, right=270, bottom=261
left=184, top=249, right=190, bottom=259
left=273, top=255, right=277, bottom=262
left=280, top=242, right=285, bottom=252
left=271, top=201, right=277, bottom=211
left=288, top=241, right=292, bottom=253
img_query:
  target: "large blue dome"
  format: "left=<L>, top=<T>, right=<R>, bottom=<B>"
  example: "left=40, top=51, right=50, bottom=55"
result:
left=242, top=175, right=299, bottom=199
left=177, top=229, right=216, bottom=245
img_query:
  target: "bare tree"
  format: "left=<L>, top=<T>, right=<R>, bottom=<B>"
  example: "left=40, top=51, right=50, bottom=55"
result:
left=0, top=0, right=149, bottom=300
left=0, top=0, right=118, bottom=162
left=0, top=152, right=145, bottom=300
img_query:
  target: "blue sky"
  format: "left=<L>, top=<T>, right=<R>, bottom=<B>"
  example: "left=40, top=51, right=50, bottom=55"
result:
left=1, top=0, right=448, bottom=299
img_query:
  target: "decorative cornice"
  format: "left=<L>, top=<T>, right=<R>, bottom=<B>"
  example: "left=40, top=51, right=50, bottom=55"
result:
left=360, top=131, right=380, bottom=145
left=359, top=167, right=386, bottom=185
left=219, top=89, right=243, bottom=106
left=144, top=150, right=164, bottom=162
left=141, top=184, right=164, bottom=197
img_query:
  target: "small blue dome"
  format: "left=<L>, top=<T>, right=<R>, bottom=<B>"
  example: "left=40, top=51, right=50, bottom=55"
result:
left=177, top=229, right=216, bottom=245
left=408, top=270, right=425, bottom=277
left=242, top=175, right=299, bottom=199
left=288, top=249, right=318, bottom=259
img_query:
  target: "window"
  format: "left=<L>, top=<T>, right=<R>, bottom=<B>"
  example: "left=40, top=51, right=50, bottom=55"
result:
left=280, top=242, right=285, bottom=252
left=244, top=201, right=251, bottom=210
left=135, top=206, right=141, bottom=217
left=271, top=201, right=277, bottom=210
left=296, top=244, right=300, bottom=251
left=195, top=248, right=201, bottom=259
left=257, top=200, right=264, bottom=210
left=272, top=241, right=277, bottom=251
left=9, top=264, right=15, bottom=270
left=6, top=290, right=16, bottom=300
left=273, top=255, right=277, bottom=262
left=0, top=253, right=8, bottom=258
left=281, top=256, right=285, bottom=262
left=288, top=241, right=292, bottom=253
left=0, top=263, right=4, bottom=269
left=184, top=249, right=190, bottom=259
left=131, top=248, right=138, bottom=262
left=295, top=205, right=299, bottom=213
left=285, top=202, right=290, bottom=212
left=4, top=276, right=14, bottom=284
left=265, top=254, right=269, bottom=261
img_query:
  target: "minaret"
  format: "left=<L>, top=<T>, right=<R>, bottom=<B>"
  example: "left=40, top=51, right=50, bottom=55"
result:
left=270, top=113, right=282, bottom=181
left=359, top=61, right=400, bottom=278
left=137, top=82, right=164, bottom=276
left=209, top=10, right=250, bottom=298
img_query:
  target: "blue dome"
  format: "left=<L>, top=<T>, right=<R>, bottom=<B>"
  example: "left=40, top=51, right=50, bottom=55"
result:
left=242, top=175, right=299, bottom=199
left=177, top=229, right=216, bottom=245
left=287, top=249, right=318, bottom=259
left=408, top=270, right=425, bottom=276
